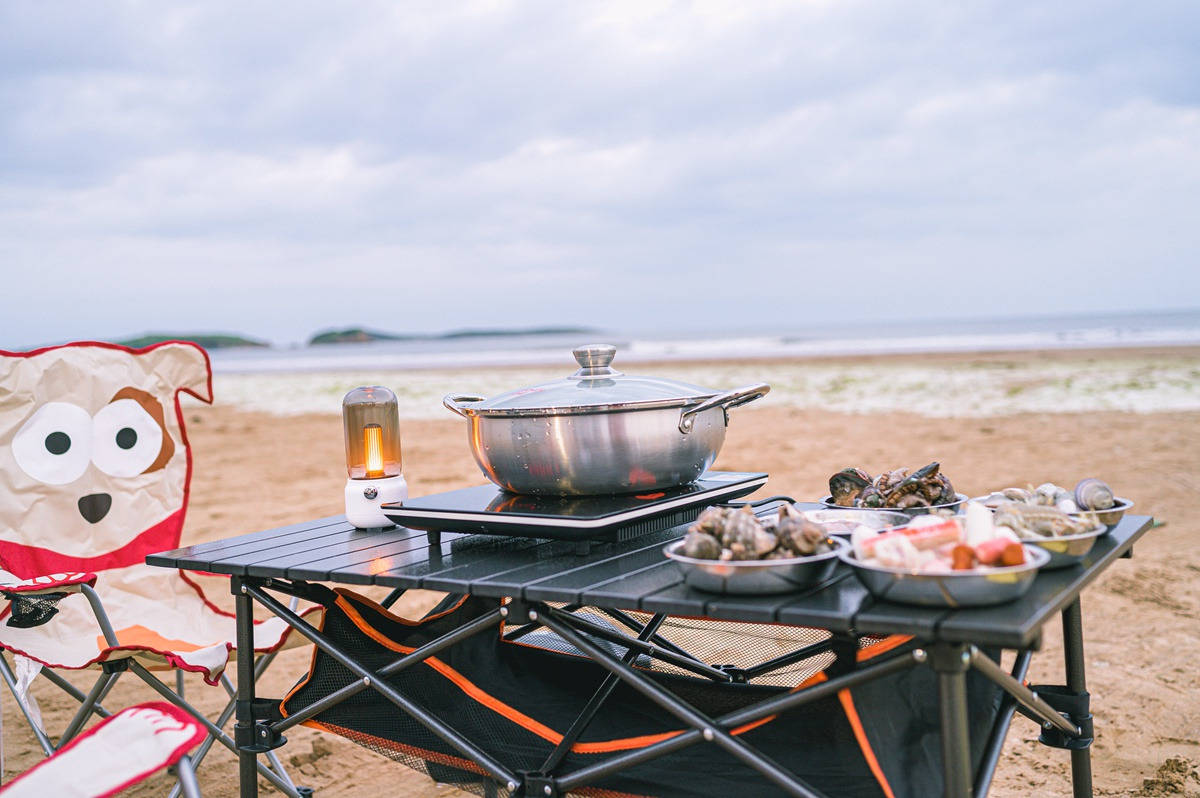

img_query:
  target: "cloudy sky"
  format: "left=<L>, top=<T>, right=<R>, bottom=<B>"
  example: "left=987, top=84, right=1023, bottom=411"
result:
left=2, top=1, right=1198, bottom=347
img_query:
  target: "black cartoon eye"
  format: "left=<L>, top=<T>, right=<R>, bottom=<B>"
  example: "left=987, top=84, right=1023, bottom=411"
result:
left=12, top=403, right=93, bottom=485
left=45, top=431, right=72, bottom=455
left=92, top=399, right=163, bottom=477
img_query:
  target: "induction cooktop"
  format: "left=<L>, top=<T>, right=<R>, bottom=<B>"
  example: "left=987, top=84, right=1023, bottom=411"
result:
left=381, top=471, right=768, bottom=542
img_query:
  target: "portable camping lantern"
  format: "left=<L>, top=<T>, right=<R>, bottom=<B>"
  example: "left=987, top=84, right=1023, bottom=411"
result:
left=342, top=386, right=407, bottom=528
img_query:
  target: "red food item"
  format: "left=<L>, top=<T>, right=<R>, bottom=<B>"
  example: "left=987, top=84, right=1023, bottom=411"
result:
left=975, top=538, right=1026, bottom=566
left=951, top=544, right=976, bottom=571
left=974, top=538, right=1008, bottom=566
left=999, top=541, right=1025, bottom=567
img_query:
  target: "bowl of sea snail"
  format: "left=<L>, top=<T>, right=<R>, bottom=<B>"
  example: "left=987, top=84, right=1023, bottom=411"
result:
left=664, top=504, right=847, bottom=595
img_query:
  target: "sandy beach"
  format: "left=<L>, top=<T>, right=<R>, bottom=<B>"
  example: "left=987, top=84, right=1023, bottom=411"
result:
left=4, top=347, right=1198, bottom=797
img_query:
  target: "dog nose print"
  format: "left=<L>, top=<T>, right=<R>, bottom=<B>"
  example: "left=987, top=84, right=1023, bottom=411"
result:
left=78, top=493, right=112, bottom=524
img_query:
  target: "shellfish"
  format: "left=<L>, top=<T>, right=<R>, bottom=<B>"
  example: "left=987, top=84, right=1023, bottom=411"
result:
left=829, top=468, right=872, bottom=507
left=827, top=462, right=957, bottom=510
left=1074, top=478, right=1115, bottom=511
left=993, top=502, right=1099, bottom=538
left=681, top=529, right=721, bottom=559
left=680, top=504, right=834, bottom=561
left=774, top=504, right=827, bottom=556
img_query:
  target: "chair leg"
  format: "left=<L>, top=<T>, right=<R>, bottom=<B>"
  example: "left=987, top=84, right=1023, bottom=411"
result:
left=175, top=754, right=203, bottom=798
left=0, top=655, right=54, bottom=757
left=56, top=670, right=122, bottom=748
left=166, top=692, right=238, bottom=798
left=128, top=662, right=302, bottom=798
left=36, top=668, right=112, bottom=719
left=264, top=748, right=298, bottom=793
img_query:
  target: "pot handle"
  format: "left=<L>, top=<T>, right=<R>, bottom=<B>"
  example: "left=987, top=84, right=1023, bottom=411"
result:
left=678, top=383, right=770, bottom=433
left=443, top=393, right=486, bottom=418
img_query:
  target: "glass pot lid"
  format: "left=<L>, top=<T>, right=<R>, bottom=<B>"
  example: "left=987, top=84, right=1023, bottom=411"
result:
left=468, top=344, right=718, bottom=416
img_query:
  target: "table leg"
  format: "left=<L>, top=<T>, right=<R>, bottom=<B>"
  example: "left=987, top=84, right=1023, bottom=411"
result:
left=233, top=577, right=259, bottom=798
left=933, top=643, right=973, bottom=798
left=1062, top=599, right=1093, bottom=798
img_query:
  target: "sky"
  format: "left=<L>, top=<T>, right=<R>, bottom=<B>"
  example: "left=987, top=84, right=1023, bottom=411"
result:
left=2, top=1, right=1198, bottom=348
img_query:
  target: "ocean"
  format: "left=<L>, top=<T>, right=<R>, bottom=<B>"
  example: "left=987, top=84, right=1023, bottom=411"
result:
left=207, top=309, right=1200, bottom=375
left=203, top=309, right=1200, bottom=418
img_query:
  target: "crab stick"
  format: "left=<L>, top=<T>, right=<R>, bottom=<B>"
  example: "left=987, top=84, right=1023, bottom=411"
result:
left=854, top=518, right=962, bottom=560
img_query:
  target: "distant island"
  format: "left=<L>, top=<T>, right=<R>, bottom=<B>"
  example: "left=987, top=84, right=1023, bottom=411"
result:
left=116, top=333, right=270, bottom=350
left=308, top=326, right=597, bottom=345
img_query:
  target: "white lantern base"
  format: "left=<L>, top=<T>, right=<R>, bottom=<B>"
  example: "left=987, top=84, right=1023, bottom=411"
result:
left=344, top=475, right=408, bottom=529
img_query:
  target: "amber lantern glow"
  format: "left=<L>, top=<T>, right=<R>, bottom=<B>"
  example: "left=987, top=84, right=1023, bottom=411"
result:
left=342, top=386, right=407, bottom=528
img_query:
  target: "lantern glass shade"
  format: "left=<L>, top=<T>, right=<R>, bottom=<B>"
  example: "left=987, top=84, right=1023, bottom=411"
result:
left=342, top=386, right=402, bottom=480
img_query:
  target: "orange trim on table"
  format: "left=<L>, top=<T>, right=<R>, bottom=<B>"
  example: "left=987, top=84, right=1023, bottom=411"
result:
left=306, top=720, right=653, bottom=797
left=278, top=608, right=331, bottom=718
left=331, top=592, right=813, bottom=754
left=857, top=635, right=913, bottom=662
left=838, top=689, right=896, bottom=798
left=333, top=586, right=468, bottom=626
left=336, top=595, right=565, bottom=744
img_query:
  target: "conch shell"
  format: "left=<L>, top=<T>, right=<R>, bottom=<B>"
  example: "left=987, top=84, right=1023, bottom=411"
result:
left=1074, top=478, right=1115, bottom=511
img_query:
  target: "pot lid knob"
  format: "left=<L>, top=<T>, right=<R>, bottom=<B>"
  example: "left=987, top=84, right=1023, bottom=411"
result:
left=571, top=344, right=622, bottom=378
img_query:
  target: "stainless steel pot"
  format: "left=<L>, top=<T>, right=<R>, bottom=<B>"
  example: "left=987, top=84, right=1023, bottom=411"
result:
left=442, top=344, right=770, bottom=495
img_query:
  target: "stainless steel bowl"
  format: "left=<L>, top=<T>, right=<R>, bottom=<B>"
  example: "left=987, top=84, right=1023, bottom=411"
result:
left=664, top=536, right=847, bottom=595
left=1092, top=497, right=1134, bottom=529
left=1018, top=523, right=1107, bottom=569
left=839, top=544, right=1050, bottom=607
left=444, top=344, right=769, bottom=495
left=818, top=493, right=968, bottom=517
left=799, top=508, right=911, bottom=536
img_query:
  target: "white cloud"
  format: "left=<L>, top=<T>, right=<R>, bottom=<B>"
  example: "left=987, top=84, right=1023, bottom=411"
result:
left=1, top=0, right=1197, bottom=347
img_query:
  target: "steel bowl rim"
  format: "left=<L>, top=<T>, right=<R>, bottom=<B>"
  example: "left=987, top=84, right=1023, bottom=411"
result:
left=836, top=542, right=1051, bottom=578
left=799, top=507, right=912, bottom=531
left=664, top=535, right=848, bottom=568
left=1099, top=496, right=1134, bottom=513
left=967, top=494, right=1134, bottom=513
left=818, top=492, right=968, bottom=512
left=1014, top=522, right=1107, bottom=545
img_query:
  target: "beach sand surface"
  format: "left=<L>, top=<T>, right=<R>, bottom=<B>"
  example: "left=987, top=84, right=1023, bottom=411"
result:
left=3, top=351, right=1198, bottom=797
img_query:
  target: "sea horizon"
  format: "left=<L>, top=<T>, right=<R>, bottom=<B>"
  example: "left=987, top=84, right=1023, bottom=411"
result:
left=206, top=307, right=1200, bottom=375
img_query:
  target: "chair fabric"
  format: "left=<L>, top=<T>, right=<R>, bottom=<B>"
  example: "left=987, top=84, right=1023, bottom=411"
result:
left=0, top=701, right=205, bottom=798
left=0, top=341, right=310, bottom=683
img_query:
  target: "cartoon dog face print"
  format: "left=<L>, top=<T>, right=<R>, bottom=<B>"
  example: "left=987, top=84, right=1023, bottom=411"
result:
left=0, top=342, right=212, bottom=578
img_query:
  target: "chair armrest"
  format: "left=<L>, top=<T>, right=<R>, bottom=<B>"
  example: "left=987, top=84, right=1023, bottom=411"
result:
left=0, top=573, right=114, bottom=641
left=0, top=572, right=98, bottom=597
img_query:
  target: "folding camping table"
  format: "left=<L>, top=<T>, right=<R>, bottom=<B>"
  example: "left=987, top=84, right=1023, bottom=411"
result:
left=146, top=505, right=1154, bottom=798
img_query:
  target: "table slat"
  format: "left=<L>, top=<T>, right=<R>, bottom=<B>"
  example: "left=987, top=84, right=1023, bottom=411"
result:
left=146, top=516, right=351, bottom=570
left=245, top=526, right=429, bottom=578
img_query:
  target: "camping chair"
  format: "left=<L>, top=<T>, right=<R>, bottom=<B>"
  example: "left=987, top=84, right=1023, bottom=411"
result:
left=0, top=341, right=317, bottom=796
left=1, top=702, right=206, bottom=798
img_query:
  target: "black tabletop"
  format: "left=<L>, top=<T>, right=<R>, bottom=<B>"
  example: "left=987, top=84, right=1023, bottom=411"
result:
left=148, top=506, right=1153, bottom=649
